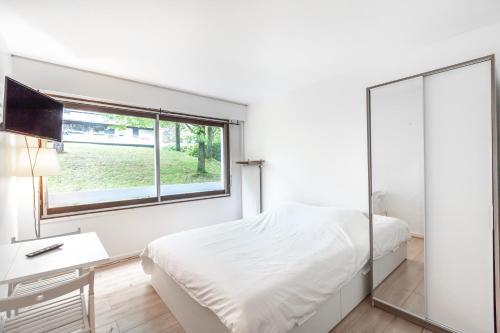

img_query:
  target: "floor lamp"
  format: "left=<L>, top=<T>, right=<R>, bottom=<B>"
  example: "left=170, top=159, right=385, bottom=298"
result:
left=15, top=143, right=60, bottom=238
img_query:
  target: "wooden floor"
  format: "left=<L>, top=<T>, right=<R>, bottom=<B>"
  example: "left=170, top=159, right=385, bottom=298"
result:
left=93, top=258, right=432, bottom=333
left=94, top=259, right=184, bottom=333
left=373, top=237, right=425, bottom=317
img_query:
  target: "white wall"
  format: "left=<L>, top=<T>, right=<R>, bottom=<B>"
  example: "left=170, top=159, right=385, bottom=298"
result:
left=11, top=56, right=247, bottom=121
left=0, top=32, right=17, bottom=245
left=241, top=166, right=261, bottom=218
left=371, top=78, right=425, bottom=235
left=244, top=22, right=500, bottom=214
left=9, top=58, right=245, bottom=257
left=245, top=77, right=369, bottom=211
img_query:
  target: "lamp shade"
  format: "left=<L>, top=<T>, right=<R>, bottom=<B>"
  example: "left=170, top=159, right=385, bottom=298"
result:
left=15, top=147, right=61, bottom=177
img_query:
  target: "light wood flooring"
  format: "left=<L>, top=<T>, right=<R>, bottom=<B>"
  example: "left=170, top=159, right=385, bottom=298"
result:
left=373, top=237, right=425, bottom=317
left=93, top=257, right=432, bottom=333
left=93, top=259, right=183, bottom=333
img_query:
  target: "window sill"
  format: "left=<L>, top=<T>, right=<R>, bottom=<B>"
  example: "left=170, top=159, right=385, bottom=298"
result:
left=41, top=193, right=231, bottom=223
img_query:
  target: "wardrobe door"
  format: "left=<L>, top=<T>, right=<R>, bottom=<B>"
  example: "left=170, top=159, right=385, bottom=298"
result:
left=424, top=60, right=494, bottom=333
left=370, top=77, right=426, bottom=317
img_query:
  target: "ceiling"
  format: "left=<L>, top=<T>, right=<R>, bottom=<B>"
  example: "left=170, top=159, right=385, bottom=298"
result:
left=1, top=0, right=500, bottom=104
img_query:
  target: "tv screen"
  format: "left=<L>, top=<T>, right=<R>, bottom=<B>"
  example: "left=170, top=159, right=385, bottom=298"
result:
left=2, top=77, right=63, bottom=141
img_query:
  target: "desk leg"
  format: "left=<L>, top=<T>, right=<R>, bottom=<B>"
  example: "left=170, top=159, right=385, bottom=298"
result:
left=79, top=268, right=85, bottom=294
left=7, top=283, right=14, bottom=318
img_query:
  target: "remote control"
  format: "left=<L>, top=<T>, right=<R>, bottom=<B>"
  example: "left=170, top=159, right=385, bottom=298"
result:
left=26, top=243, right=64, bottom=257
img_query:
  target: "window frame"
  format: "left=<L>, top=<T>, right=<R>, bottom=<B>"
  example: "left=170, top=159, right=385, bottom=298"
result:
left=42, top=99, right=231, bottom=219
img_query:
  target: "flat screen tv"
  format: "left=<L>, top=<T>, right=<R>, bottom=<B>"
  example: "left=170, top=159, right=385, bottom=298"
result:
left=1, top=77, right=63, bottom=141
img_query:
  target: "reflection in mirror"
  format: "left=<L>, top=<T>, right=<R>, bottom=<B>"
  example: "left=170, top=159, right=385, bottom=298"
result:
left=370, top=76, right=425, bottom=317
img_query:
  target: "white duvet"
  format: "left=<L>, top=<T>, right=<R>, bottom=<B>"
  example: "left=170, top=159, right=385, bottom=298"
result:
left=372, top=214, right=410, bottom=259
left=141, top=203, right=408, bottom=333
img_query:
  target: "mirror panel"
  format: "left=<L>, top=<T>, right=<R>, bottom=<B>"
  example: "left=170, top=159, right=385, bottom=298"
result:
left=370, top=77, right=425, bottom=317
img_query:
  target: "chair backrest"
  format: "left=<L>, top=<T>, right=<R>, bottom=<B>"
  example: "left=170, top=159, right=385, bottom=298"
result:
left=0, top=269, right=94, bottom=312
left=11, top=228, right=81, bottom=244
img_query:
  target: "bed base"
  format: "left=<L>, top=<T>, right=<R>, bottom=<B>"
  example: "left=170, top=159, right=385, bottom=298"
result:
left=373, top=242, right=408, bottom=289
left=149, top=243, right=407, bottom=333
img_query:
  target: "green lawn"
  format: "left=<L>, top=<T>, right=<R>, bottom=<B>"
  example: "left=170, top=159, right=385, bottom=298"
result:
left=49, top=142, right=222, bottom=192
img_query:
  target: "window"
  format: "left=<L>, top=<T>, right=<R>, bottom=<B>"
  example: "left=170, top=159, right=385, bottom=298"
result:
left=45, top=103, right=230, bottom=216
left=158, top=119, right=226, bottom=198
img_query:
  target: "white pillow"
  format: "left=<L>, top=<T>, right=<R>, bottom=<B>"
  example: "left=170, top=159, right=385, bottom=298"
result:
left=372, top=191, right=387, bottom=215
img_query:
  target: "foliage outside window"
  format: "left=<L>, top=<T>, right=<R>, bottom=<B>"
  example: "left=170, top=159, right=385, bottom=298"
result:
left=46, top=106, right=229, bottom=216
left=158, top=120, right=224, bottom=196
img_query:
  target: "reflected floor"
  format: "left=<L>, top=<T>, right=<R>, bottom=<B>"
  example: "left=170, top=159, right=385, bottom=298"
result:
left=373, top=237, right=425, bottom=317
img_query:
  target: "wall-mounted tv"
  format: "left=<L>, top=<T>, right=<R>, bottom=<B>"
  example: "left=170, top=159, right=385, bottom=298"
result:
left=1, top=77, right=63, bottom=141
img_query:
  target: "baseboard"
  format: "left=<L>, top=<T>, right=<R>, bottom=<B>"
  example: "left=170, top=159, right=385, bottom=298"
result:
left=97, top=251, right=141, bottom=268
left=410, top=232, right=424, bottom=239
left=373, top=299, right=459, bottom=333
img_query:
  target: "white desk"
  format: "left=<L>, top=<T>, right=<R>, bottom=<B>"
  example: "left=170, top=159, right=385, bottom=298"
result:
left=0, top=232, right=109, bottom=285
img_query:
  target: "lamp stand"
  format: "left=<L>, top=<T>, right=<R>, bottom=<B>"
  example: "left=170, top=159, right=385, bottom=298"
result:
left=36, top=139, right=43, bottom=238
left=18, top=137, right=60, bottom=240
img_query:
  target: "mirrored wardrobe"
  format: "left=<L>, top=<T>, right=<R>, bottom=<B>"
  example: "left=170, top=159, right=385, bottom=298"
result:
left=368, top=55, right=499, bottom=333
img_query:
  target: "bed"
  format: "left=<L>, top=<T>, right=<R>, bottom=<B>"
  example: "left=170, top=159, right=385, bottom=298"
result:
left=141, top=203, right=409, bottom=333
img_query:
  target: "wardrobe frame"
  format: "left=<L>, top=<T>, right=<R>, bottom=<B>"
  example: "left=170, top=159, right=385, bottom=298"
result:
left=366, top=54, right=498, bottom=333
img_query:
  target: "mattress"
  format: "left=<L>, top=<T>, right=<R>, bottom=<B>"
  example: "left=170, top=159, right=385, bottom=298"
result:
left=141, top=203, right=409, bottom=333
left=372, top=214, right=410, bottom=259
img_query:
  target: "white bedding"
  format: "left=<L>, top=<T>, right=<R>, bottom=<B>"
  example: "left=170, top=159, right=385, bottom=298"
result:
left=141, top=203, right=409, bottom=333
left=372, top=214, right=410, bottom=259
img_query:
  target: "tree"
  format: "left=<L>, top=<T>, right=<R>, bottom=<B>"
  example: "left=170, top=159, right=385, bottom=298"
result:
left=175, top=123, right=181, bottom=151
left=185, top=124, right=207, bottom=173
left=104, top=114, right=155, bottom=130
left=206, top=126, right=213, bottom=159
left=105, top=114, right=209, bottom=174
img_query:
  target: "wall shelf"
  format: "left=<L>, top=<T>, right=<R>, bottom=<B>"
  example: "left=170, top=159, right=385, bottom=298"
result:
left=235, top=160, right=265, bottom=166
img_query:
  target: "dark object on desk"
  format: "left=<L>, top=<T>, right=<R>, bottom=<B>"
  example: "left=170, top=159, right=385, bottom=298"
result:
left=26, top=243, right=64, bottom=257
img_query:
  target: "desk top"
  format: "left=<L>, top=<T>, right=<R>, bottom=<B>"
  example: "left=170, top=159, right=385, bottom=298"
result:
left=0, top=232, right=109, bottom=284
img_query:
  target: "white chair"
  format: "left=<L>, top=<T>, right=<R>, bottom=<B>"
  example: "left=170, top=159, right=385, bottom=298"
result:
left=0, top=270, right=95, bottom=333
left=9, top=229, right=82, bottom=298
left=10, top=229, right=82, bottom=244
